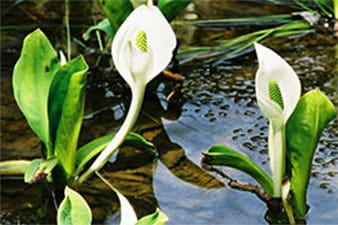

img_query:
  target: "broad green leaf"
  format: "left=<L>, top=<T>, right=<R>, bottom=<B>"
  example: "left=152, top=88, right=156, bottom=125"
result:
left=205, top=145, right=273, bottom=195
left=136, top=208, right=168, bottom=225
left=57, top=186, right=92, bottom=225
left=158, top=0, right=193, bottom=21
left=0, top=160, right=31, bottom=175
left=82, top=18, right=114, bottom=40
left=74, top=132, right=155, bottom=176
left=48, top=56, right=88, bottom=177
left=286, top=89, right=336, bottom=218
left=24, top=157, right=59, bottom=183
left=98, top=0, right=133, bottom=33
left=13, top=29, right=60, bottom=156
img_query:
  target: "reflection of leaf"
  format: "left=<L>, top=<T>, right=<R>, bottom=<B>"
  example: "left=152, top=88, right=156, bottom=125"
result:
left=286, top=89, right=336, bottom=218
left=83, top=18, right=114, bottom=40
left=146, top=129, right=224, bottom=189
left=205, top=145, right=273, bottom=195
left=57, top=186, right=92, bottom=225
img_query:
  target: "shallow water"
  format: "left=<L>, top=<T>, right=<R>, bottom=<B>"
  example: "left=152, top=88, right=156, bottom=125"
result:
left=1, top=1, right=337, bottom=224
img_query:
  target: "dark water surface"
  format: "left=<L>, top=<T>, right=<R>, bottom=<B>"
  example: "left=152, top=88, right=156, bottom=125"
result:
left=1, top=1, right=337, bottom=224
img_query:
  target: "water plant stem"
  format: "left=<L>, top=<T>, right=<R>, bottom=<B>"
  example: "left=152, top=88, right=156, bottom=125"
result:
left=269, top=123, right=286, bottom=197
left=78, top=84, right=146, bottom=183
left=282, top=180, right=296, bottom=225
left=65, top=0, right=71, bottom=59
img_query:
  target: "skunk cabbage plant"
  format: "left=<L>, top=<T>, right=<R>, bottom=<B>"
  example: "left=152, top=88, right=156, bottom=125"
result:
left=78, top=0, right=176, bottom=182
left=254, top=43, right=301, bottom=197
left=203, top=43, right=336, bottom=222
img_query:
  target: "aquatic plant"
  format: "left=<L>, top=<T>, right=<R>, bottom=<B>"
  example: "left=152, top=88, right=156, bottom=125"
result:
left=5, top=28, right=153, bottom=181
left=203, top=43, right=336, bottom=222
left=78, top=0, right=177, bottom=182
left=255, top=43, right=301, bottom=197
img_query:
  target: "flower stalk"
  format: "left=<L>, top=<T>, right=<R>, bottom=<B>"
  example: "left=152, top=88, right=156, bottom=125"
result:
left=268, top=123, right=286, bottom=196
left=78, top=84, right=145, bottom=183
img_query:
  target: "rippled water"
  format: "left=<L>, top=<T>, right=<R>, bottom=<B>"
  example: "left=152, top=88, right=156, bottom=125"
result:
left=1, top=1, right=337, bottom=224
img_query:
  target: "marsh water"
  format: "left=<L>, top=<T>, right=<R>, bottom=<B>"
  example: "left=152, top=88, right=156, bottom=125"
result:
left=1, top=1, right=337, bottom=224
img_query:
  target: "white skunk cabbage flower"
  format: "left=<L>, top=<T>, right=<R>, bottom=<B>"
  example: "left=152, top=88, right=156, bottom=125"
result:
left=254, top=43, right=301, bottom=197
left=79, top=0, right=176, bottom=182
left=112, top=0, right=176, bottom=88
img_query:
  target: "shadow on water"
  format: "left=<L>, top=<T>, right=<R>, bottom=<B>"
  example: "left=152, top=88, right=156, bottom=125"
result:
left=1, top=0, right=337, bottom=224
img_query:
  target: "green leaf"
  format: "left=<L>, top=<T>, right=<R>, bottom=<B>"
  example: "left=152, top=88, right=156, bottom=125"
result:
left=13, top=29, right=60, bottom=156
left=136, top=208, right=168, bottom=225
left=83, top=18, right=114, bottom=41
left=57, top=186, right=92, bottom=225
left=158, top=0, right=193, bottom=21
left=0, top=160, right=31, bottom=175
left=24, top=157, right=59, bottom=183
left=205, top=145, right=273, bottom=195
left=48, top=56, right=88, bottom=177
left=74, top=132, right=155, bottom=176
left=98, top=0, right=134, bottom=33
left=286, top=89, right=336, bottom=218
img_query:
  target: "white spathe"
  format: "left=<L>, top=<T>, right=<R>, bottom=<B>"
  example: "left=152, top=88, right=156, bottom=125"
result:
left=254, top=43, right=301, bottom=197
left=254, top=43, right=301, bottom=124
left=112, top=4, right=177, bottom=88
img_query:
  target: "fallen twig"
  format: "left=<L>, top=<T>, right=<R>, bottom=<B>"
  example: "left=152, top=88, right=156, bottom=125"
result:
left=201, top=155, right=271, bottom=203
